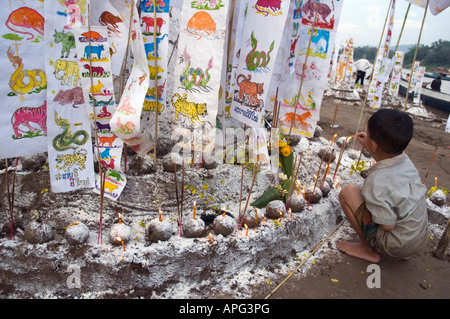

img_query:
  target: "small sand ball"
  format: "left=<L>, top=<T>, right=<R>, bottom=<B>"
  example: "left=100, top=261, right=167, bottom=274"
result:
left=320, top=181, right=331, bottom=197
left=317, top=147, right=336, bottom=163
left=202, top=154, right=218, bottom=169
left=212, top=214, right=236, bottom=236
left=305, top=186, right=323, bottom=204
left=314, top=125, right=322, bottom=138
left=266, top=200, right=286, bottom=219
left=182, top=217, right=206, bottom=238
left=430, top=189, right=446, bottom=206
left=65, top=222, right=89, bottom=245
left=109, top=223, right=132, bottom=245
left=347, top=149, right=359, bottom=160
left=242, top=207, right=263, bottom=228
left=162, top=153, right=182, bottom=172
left=146, top=218, right=173, bottom=242
left=24, top=221, right=54, bottom=244
left=287, top=194, right=306, bottom=212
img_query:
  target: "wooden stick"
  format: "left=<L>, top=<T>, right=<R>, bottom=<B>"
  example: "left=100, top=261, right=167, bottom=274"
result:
left=265, top=219, right=344, bottom=299
left=321, top=149, right=334, bottom=187
left=328, top=104, right=339, bottom=141
left=423, top=145, right=438, bottom=184
left=352, top=0, right=393, bottom=149
left=180, top=159, right=185, bottom=236
left=153, top=0, right=159, bottom=168
left=238, top=164, right=245, bottom=221
left=239, top=164, right=259, bottom=229
left=288, top=0, right=321, bottom=139
left=403, top=0, right=429, bottom=112
left=173, top=162, right=180, bottom=235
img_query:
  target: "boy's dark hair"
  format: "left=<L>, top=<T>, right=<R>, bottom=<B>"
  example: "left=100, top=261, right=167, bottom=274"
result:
left=367, top=109, right=413, bottom=155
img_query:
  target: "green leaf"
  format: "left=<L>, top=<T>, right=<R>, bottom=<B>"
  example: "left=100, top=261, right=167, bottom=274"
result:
left=251, top=188, right=281, bottom=208
left=280, top=152, right=294, bottom=178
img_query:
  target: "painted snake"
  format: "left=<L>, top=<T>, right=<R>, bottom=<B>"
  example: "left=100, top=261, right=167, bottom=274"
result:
left=245, top=31, right=274, bottom=71
left=52, top=111, right=89, bottom=151
left=180, top=60, right=212, bottom=90
left=7, top=48, right=46, bottom=95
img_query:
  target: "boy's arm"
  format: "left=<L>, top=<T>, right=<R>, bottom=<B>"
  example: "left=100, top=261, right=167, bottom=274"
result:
left=379, top=224, right=394, bottom=231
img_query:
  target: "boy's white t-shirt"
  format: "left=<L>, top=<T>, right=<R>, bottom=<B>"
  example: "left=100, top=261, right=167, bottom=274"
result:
left=362, top=153, right=429, bottom=259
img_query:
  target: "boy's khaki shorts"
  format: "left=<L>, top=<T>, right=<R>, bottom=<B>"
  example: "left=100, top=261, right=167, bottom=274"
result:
left=355, top=202, right=378, bottom=247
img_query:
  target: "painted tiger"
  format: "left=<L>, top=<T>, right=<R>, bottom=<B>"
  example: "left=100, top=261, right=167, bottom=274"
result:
left=11, top=101, right=47, bottom=139
left=171, top=93, right=207, bottom=125
left=55, top=149, right=88, bottom=172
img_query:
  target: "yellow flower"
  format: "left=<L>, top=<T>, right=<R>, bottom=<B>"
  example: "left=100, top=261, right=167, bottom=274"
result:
left=280, top=145, right=291, bottom=157
left=202, top=184, right=208, bottom=190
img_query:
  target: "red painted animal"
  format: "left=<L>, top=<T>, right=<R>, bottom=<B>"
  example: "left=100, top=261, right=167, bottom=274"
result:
left=11, top=101, right=47, bottom=138
left=141, top=16, right=166, bottom=33
left=53, top=87, right=85, bottom=107
left=5, top=7, right=44, bottom=40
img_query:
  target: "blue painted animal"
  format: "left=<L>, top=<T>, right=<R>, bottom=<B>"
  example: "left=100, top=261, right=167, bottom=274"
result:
left=144, top=34, right=168, bottom=59
left=84, top=44, right=105, bottom=59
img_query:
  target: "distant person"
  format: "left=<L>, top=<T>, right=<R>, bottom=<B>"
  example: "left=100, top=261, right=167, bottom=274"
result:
left=337, top=109, right=428, bottom=263
left=405, top=73, right=410, bottom=82
left=431, top=74, right=442, bottom=92
left=354, top=57, right=371, bottom=86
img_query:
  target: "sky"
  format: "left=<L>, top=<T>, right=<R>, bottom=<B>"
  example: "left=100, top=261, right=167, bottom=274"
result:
left=336, top=0, right=450, bottom=47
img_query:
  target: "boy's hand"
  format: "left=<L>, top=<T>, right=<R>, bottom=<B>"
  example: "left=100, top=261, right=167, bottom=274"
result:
left=356, top=131, right=369, bottom=149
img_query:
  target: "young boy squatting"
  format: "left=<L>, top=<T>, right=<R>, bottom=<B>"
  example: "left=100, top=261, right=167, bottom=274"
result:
left=337, top=109, right=429, bottom=263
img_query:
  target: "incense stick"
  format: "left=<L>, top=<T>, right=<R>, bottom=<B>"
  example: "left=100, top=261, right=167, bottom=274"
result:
left=173, top=162, right=180, bottom=236
left=180, top=159, right=185, bottom=236
left=423, top=145, right=438, bottom=184
left=153, top=0, right=159, bottom=168
left=239, top=164, right=259, bottom=230
left=328, top=104, right=339, bottom=141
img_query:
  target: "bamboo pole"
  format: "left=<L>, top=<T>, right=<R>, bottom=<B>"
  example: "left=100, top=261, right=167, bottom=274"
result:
left=287, top=0, right=321, bottom=140
left=403, top=0, right=429, bottom=112
left=239, top=164, right=259, bottom=230
left=87, top=5, right=107, bottom=244
left=153, top=0, right=159, bottom=167
left=352, top=0, right=393, bottom=149
left=265, top=219, right=344, bottom=299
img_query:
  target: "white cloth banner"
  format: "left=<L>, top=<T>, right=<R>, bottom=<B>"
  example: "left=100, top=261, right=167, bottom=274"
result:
left=278, top=0, right=344, bottom=138
left=44, top=0, right=95, bottom=193
left=413, top=66, right=426, bottom=104
left=74, top=26, right=126, bottom=201
left=403, top=0, right=450, bottom=15
left=170, top=0, right=230, bottom=154
left=110, top=1, right=152, bottom=155
left=0, top=2, right=47, bottom=160
left=368, top=0, right=396, bottom=109
left=389, top=51, right=404, bottom=97
left=230, top=0, right=290, bottom=128
left=141, top=0, right=170, bottom=114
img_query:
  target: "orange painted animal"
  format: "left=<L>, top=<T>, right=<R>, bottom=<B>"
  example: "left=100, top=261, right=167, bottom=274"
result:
left=5, top=7, right=44, bottom=40
left=81, top=30, right=103, bottom=41
left=187, top=11, right=216, bottom=40
left=281, top=111, right=312, bottom=130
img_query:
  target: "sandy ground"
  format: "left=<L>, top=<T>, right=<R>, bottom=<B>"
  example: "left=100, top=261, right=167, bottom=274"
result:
left=252, top=92, right=450, bottom=300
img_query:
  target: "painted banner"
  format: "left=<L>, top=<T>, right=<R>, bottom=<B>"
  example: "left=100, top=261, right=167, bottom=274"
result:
left=44, top=0, right=95, bottom=193
left=343, top=37, right=354, bottom=84
left=368, top=0, right=396, bottom=109
left=170, top=0, right=230, bottom=154
left=413, top=66, right=426, bottom=104
left=230, top=0, right=290, bottom=129
left=389, top=51, right=404, bottom=97
left=335, top=37, right=352, bottom=84
left=277, top=0, right=344, bottom=138
left=404, top=0, right=450, bottom=15
left=74, top=26, right=126, bottom=201
left=110, top=1, right=152, bottom=155
left=88, top=0, right=128, bottom=79
left=409, top=61, right=421, bottom=93
left=141, top=0, right=170, bottom=114
left=0, top=1, right=47, bottom=160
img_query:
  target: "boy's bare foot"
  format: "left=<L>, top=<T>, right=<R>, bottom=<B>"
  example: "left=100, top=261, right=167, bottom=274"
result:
left=337, top=240, right=381, bottom=263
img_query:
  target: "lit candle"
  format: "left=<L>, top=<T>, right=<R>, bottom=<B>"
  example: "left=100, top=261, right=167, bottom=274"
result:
left=302, top=189, right=306, bottom=199
left=159, top=209, right=163, bottom=222
left=116, top=236, right=126, bottom=251
left=289, top=208, right=292, bottom=218
left=118, top=213, right=122, bottom=224
left=435, top=177, right=437, bottom=188
left=253, top=207, right=258, bottom=223
left=193, top=201, right=196, bottom=219
left=222, top=206, right=226, bottom=217
left=330, top=133, right=337, bottom=146
left=244, top=224, right=248, bottom=236
left=209, top=232, right=213, bottom=242
left=333, top=177, right=340, bottom=189
left=297, top=179, right=302, bottom=195
left=278, top=211, right=282, bottom=223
